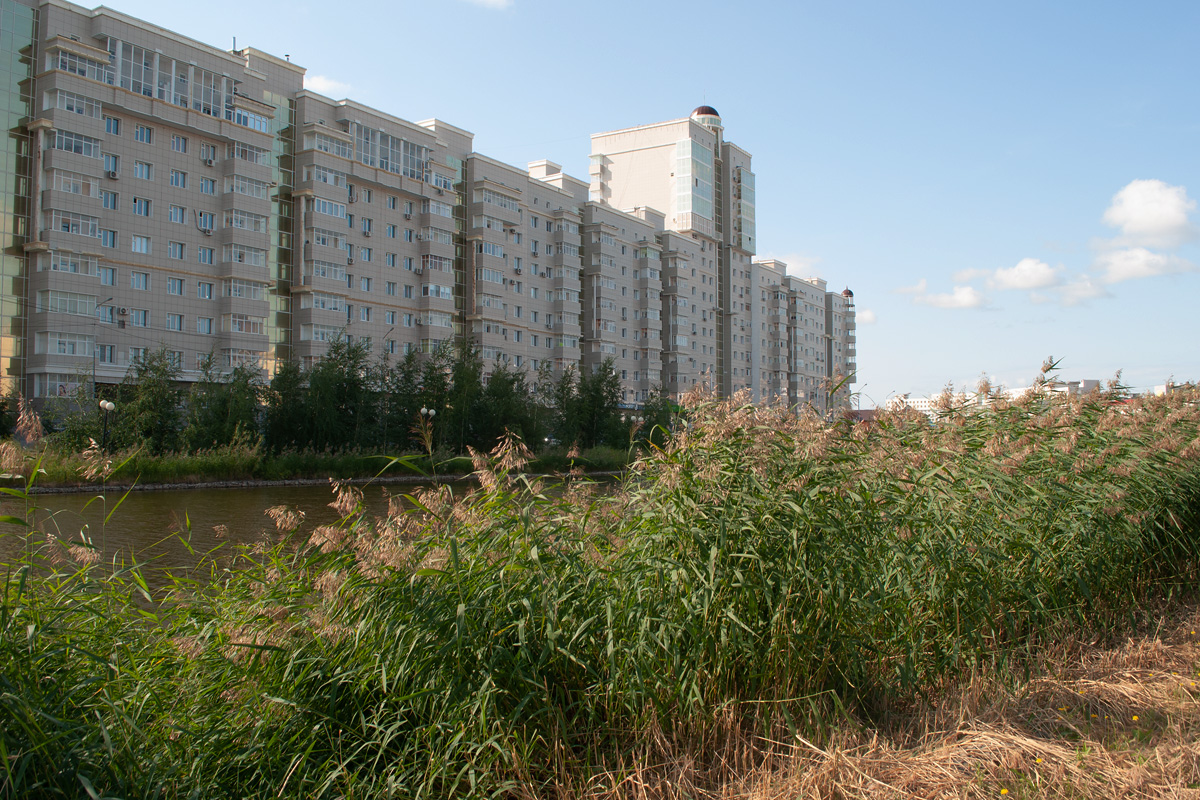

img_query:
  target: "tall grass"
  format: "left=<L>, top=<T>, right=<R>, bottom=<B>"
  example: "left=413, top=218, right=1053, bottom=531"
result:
left=2, top=383, right=1199, bottom=797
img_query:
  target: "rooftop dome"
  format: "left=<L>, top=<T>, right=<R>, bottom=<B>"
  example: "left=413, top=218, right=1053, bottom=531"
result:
left=691, top=105, right=720, bottom=118
left=842, top=287, right=854, bottom=298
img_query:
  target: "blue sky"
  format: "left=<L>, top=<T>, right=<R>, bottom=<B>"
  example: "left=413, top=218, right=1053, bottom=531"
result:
left=105, top=0, right=1200, bottom=402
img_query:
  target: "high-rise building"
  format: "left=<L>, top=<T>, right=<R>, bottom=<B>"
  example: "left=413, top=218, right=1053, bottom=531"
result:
left=5, top=0, right=855, bottom=413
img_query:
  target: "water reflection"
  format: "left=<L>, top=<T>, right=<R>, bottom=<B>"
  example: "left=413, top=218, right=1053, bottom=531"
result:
left=0, top=480, right=469, bottom=592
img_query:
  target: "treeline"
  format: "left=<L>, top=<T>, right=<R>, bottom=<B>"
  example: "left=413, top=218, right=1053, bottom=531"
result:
left=43, top=340, right=675, bottom=457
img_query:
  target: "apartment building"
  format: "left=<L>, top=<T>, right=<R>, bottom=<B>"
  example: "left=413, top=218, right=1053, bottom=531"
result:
left=5, top=0, right=856, bottom=413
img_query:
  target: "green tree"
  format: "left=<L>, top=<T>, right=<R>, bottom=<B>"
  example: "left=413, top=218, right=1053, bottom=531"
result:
left=183, top=356, right=262, bottom=450
left=576, top=358, right=622, bottom=448
left=262, top=359, right=308, bottom=452
left=306, top=337, right=373, bottom=450
left=114, top=347, right=183, bottom=454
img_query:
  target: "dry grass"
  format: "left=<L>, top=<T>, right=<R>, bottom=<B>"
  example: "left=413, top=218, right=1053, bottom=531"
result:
left=558, top=603, right=1200, bottom=800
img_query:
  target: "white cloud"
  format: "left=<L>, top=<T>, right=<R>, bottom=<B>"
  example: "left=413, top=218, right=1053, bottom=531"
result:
left=1094, top=247, right=1194, bottom=284
left=857, top=309, right=877, bottom=324
left=459, top=0, right=513, bottom=7
left=303, top=74, right=353, bottom=97
left=1057, top=275, right=1111, bottom=306
left=988, top=258, right=1062, bottom=290
left=914, top=285, right=986, bottom=309
left=1101, top=179, right=1196, bottom=249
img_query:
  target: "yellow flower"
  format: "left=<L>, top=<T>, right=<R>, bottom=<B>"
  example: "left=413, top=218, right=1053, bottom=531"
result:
left=1035, top=757, right=1043, bottom=763
left=1132, top=715, right=1139, bottom=721
left=1057, top=706, right=1066, bottom=711
left=1001, top=790, right=1009, bottom=796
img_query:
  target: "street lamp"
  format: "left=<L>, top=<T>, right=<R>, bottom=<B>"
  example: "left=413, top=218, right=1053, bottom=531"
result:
left=99, top=399, right=115, bottom=451
left=93, top=296, right=113, bottom=399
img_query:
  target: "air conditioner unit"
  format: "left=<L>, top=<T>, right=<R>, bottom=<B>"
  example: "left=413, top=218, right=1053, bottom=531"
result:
left=414, top=268, right=423, bottom=275
left=436, top=188, right=444, bottom=195
left=513, top=266, right=521, bottom=274
left=106, top=170, right=118, bottom=179
left=363, top=230, right=371, bottom=237
left=404, top=213, right=412, bottom=220
left=118, top=307, right=128, bottom=315
left=203, top=158, right=214, bottom=167
left=202, top=228, right=212, bottom=236
left=347, top=257, right=354, bottom=265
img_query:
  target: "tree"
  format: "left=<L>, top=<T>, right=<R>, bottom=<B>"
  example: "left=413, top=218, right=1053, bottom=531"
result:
left=262, top=359, right=307, bottom=452
left=184, top=355, right=262, bottom=450
left=576, top=358, right=622, bottom=448
left=306, top=337, right=372, bottom=450
left=115, top=347, right=183, bottom=454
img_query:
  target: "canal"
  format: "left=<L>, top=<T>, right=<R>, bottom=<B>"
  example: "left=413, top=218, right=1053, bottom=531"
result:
left=0, top=480, right=469, bottom=592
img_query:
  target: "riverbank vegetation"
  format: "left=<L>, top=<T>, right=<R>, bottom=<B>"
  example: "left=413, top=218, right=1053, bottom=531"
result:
left=3, top=377, right=1200, bottom=797
left=12, top=339, right=673, bottom=486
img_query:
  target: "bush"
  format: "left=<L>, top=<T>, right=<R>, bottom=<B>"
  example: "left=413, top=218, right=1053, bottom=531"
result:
left=4, top=384, right=1199, bottom=797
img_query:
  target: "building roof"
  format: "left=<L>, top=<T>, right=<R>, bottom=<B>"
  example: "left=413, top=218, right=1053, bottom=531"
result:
left=691, top=105, right=720, bottom=118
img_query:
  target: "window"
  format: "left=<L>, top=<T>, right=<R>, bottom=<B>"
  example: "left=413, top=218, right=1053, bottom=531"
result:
left=386, top=224, right=396, bottom=238
left=404, top=229, right=413, bottom=242
left=198, top=247, right=214, bottom=265
left=386, top=281, right=396, bottom=296
left=359, top=247, right=372, bottom=262
left=100, top=267, right=115, bottom=285
left=101, top=190, right=117, bottom=210
left=129, top=347, right=146, bottom=362
left=168, top=205, right=185, bottom=224
left=198, top=281, right=213, bottom=299
left=103, top=154, right=118, bottom=173
left=222, top=314, right=265, bottom=335
left=134, top=125, right=153, bottom=144
left=226, top=175, right=269, bottom=198
left=131, top=236, right=151, bottom=255
left=53, top=130, right=101, bottom=158
left=100, top=230, right=116, bottom=248
left=385, top=310, right=396, bottom=324
left=97, top=345, right=115, bottom=364
left=222, top=279, right=264, bottom=300
left=403, top=257, right=414, bottom=271
left=104, top=116, right=120, bottom=135
left=46, top=210, right=98, bottom=237
left=197, top=317, right=213, bottom=334
left=167, top=277, right=184, bottom=295
left=360, top=277, right=372, bottom=292
left=170, top=170, right=187, bottom=188
left=133, top=161, right=153, bottom=180
left=131, top=309, right=149, bottom=327
left=360, top=306, right=371, bottom=322
left=387, top=196, right=397, bottom=210
left=171, top=135, right=187, bottom=153
left=362, top=217, right=372, bottom=234
left=200, top=178, right=216, bottom=195
left=167, top=241, right=184, bottom=260
left=36, top=290, right=96, bottom=316
left=223, top=209, right=267, bottom=232
left=197, top=211, right=214, bottom=230
left=166, top=313, right=183, bottom=331
left=131, top=271, right=149, bottom=290
left=385, top=253, right=396, bottom=268
left=403, top=285, right=413, bottom=299
left=132, top=197, right=150, bottom=216
left=362, top=188, right=372, bottom=203
left=200, top=142, right=217, bottom=162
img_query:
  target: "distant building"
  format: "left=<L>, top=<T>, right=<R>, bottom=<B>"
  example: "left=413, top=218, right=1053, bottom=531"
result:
left=4, top=1, right=855, bottom=413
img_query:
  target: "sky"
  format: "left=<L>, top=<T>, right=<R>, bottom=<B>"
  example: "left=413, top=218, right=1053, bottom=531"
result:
left=101, top=0, right=1200, bottom=404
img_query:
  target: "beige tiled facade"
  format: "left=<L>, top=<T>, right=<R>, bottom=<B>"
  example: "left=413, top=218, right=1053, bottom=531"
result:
left=7, top=0, right=855, bottom=413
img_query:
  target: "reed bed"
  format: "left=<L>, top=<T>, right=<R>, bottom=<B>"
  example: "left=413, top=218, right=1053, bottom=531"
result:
left=2, top=382, right=1199, bottom=798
